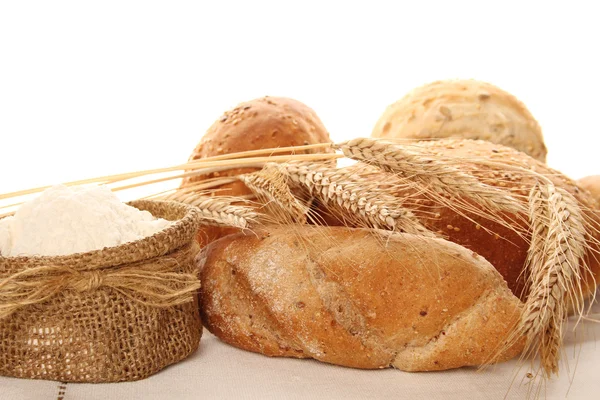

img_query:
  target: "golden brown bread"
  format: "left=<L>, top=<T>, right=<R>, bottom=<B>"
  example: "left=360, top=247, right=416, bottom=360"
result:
left=319, top=139, right=600, bottom=300
left=372, top=80, right=547, bottom=161
left=198, top=225, right=524, bottom=371
left=183, top=96, right=332, bottom=191
left=181, top=96, right=332, bottom=246
left=578, top=175, right=600, bottom=208
left=406, top=139, right=600, bottom=300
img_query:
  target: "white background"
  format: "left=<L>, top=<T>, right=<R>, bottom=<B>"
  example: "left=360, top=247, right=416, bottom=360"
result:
left=1, top=1, right=599, bottom=197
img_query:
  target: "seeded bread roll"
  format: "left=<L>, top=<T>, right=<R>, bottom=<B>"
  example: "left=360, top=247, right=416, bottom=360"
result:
left=181, top=96, right=332, bottom=246
left=198, top=225, right=524, bottom=371
left=372, top=80, right=547, bottom=161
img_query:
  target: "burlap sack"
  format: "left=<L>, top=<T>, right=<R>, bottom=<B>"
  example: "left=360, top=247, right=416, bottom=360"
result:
left=0, top=200, right=203, bottom=383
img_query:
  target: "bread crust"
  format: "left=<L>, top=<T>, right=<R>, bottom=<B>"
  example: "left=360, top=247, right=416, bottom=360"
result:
left=577, top=175, right=600, bottom=208
left=372, top=80, right=547, bottom=161
left=182, top=96, right=332, bottom=246
left=183, top=96, right=332, bottom=191
left=198, top=225, right=524, bottom=371
left=320, top=139, right=600, bottom=299
left=407, top=139, right=600, bottom=299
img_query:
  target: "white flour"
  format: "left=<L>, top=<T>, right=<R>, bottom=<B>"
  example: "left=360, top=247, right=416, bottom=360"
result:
left=0, top=185, right=171, bottom=257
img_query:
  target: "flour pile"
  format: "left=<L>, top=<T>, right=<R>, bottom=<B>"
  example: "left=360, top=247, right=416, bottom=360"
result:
left=0, top=185, right=172, bottom=257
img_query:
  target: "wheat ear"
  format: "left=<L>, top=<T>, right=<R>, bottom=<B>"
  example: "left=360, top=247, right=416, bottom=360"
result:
left=281, top=161, right=434, bottom=236
left=160, top=191, right=257, bottom=229
left=521, top=184, right=551, bottom=299
left=520, top=183, right=587, bottom=376
left=334, top=138, right=525, bottom=215
left=239, top=164, right=310, bottom=224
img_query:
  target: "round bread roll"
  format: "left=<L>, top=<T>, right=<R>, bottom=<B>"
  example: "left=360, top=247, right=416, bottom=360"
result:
left=182, top=96, right=332, bottom=246
left=372, top=80, right=547, bottom=162
left=577, top=175, right=600, bottom=207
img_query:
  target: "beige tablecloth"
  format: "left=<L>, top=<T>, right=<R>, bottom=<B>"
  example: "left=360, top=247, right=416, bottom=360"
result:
left=2, top=303, right=600, bottom=400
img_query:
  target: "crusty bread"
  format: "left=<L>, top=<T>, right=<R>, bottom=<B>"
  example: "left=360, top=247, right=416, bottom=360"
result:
left=372, top=80, right=547, bottom=161
left=181, top=96, right=332, bottom=246
left=578, top=175, right=600, bottom=208
left=198, top=225, right=524, bottom=371
left=404, top=139, right=600, bottom=299
left=318, top=139, right=600, bottom=300
left=183, top=96, right=332, bottom=191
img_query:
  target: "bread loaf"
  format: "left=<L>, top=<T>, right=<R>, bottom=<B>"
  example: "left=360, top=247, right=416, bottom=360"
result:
left=372, top=80, right=547, bottom=161
left=311, top=137, right=600, bottom=375
left=578, top=175, right=600, bottom=208
left=410, top=140, right=599, bottom=299
left=328, top=138, right=600, bottom=300
left=198, top=225, right=524, bottom=371
left=181, top=96, right=332, bottom=245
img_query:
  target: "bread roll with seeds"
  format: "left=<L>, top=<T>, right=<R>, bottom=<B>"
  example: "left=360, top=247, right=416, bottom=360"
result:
left=181, top=96, right=332, bottom=245
left=198, top=225, right=524, bottom=371
left=372, top=80, right=547, bottom=161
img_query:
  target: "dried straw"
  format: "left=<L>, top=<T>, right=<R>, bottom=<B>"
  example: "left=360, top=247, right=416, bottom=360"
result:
left=334, top=138, right=525, bottom=215
left=281, top=160, right=434, bottom=236
left=158, top=191, right=257, bottom=229
left=0, top=149, right=339, bottom=205
left=518, top=183, right=588, bottom=376
left=239, top=164, right=309, bottom=224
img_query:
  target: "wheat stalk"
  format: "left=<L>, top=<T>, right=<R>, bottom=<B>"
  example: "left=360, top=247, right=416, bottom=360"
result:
left=239, top=164, right=310, bottom=224
left=0, top=151, right=340, bottom=202
left=521, top=184, right=551, bottom=299
left=539, top=315, right=562, bottom=376
left=159, top=191, right=257, bottom=229
left=281, top=160, right=434, bottom=236
left=519, top=183, right=587, bottom=376
left=334, top=138, right=525, bottom=215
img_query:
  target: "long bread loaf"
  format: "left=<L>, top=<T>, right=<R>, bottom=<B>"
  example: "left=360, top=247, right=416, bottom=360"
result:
left=198, top=225, right=524, bottom=371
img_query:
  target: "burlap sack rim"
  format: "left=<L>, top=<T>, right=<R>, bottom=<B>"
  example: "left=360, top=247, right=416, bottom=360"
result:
left=0, top=199, right=203, bottom=383
left=0, top=199, right=201, bottom=272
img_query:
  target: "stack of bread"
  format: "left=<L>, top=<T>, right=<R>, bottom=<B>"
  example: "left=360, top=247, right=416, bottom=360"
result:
left=179, top=81, right=600, bottom=377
